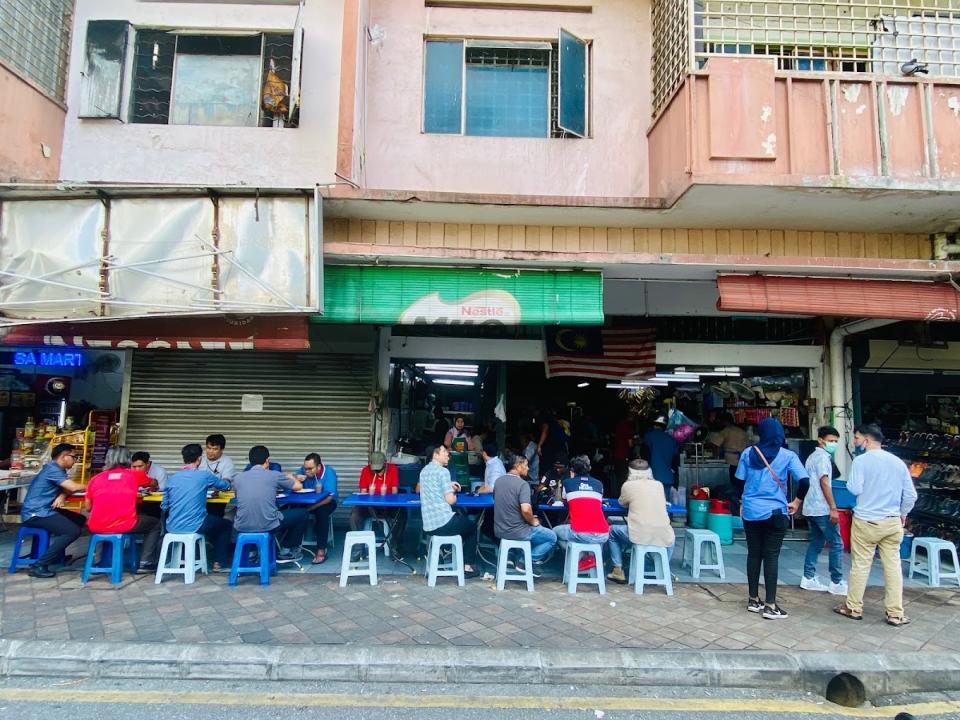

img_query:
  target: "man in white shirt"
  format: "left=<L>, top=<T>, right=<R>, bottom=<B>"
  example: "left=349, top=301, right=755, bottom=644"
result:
left=199, top=433, right=237, bottom=483
left=834, top=424, right=917, bottom=626
left=800, top=426, right=846, bottom=595
left=477, top=440, right=506, bottom=494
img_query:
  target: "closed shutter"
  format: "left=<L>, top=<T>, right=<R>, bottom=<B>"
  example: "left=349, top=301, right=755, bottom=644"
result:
left=125, top=351, right=372, bottom=505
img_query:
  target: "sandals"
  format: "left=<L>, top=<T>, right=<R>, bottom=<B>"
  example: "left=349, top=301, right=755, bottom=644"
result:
left=833, top=604, right=863, bottom=621
left=311, top=549, right=327, bottom=565
left=886, top=614, right=912, bottom=627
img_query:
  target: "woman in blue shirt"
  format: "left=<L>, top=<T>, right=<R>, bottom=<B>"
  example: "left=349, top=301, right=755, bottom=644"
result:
left=735, top=418, right=810, bottom=620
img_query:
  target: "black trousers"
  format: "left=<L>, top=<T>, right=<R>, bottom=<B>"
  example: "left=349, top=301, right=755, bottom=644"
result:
left=310, top=498, right=338, bottom=551
left=743, top=513, right=788, bottom=605
left=427, top=514, right=477, bottom=566
left=22, top=509, right=86, bottom=566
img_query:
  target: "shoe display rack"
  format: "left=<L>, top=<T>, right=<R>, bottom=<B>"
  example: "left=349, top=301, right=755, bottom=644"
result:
left=889, top=432, right=960, bottom=545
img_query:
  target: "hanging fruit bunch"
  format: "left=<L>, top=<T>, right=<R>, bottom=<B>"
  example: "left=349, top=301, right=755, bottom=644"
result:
left=619, top=387, right=658, bottom=417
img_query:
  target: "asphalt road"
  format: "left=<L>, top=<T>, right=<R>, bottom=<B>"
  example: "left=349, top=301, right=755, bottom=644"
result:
left=0, top=677, right=958, bottom=720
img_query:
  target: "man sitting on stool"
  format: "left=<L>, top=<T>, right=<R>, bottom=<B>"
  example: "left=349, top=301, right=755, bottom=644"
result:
left=163, top=443, right=233, bottom=571
left=19, top=443, right=86, bottom=578
left=233, top=445, right=307, bottom=561
left=418, top=444, right=480, bottom=578
left=607, top=459, right=675, bottom=585
left=299, top=452, right=338, bottom=565
left=553, top=455, right=609, bottom=574
left=349, top=451, right=407, bottom=558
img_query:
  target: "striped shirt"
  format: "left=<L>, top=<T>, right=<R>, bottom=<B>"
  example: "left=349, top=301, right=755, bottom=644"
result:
left=562, top=475, right=609, bottom=535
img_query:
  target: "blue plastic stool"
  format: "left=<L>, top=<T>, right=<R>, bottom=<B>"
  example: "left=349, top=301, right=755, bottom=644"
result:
left=229, top=532, right=277, bottom=586
left=82, top=534, right=138, bottom=584
left=8, top=527, right=50, bottom=574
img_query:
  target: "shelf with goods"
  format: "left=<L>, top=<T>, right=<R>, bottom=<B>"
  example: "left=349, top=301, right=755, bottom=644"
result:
left=886, top=431, right=960, bottom=545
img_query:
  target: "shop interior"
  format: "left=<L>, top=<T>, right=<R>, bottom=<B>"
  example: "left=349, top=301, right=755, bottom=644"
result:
left=387, top=357, right=814, bottom=499
left=859, top=368, right=960, bottom=545
left=0, top=348, right=125, bottom=479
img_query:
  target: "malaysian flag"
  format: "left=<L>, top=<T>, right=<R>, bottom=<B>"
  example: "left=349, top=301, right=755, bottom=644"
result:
left=544, top=326, right=656, bottom=380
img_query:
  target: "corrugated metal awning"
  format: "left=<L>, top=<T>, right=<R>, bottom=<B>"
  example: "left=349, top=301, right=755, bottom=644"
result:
left=717, top=275, right=960, bottom=322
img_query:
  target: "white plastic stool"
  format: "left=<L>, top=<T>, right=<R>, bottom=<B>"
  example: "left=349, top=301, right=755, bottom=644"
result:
left=909, top=537, right=960, bottom=588
left=628, top=544, right=673, bottom=596
left=340, top=531, right=378, bottom=587
left=682, top=529, right=725, bottom=579
left=496, top=539, right=534, bottom=591
left=362, top=518, right=391, bottom=557
left=562, top=542, right=606, bottom=595
left=426, top=534, right=465, bottom=587
left=154, top=533, right=207, bottom=585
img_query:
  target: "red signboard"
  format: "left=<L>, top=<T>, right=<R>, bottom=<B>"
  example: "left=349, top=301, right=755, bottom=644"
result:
left=0, top=316, right=310, bottom=351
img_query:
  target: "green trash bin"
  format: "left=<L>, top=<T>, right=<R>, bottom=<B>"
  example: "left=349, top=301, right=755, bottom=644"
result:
left=707, top=512, right=734, bottom=545
left=688, top=499, right=710, bottom=529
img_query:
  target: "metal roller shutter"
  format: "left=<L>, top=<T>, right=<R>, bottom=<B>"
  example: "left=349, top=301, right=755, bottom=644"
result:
left=125, top=351, right=373, bottom=506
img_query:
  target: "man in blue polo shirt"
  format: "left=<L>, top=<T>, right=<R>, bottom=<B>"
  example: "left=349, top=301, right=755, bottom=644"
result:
left=19, top=443, right=86, bottom=578
left=162, top=443, right=233, bottom=571
left=299, top=452, right=338, bottom=565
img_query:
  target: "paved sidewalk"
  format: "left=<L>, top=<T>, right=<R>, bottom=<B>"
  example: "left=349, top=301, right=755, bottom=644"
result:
left=2, top=559, right=957, bottom=652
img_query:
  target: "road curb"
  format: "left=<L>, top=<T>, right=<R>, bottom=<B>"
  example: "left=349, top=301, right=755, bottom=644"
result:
left=1, top=639, right=958, bottom=699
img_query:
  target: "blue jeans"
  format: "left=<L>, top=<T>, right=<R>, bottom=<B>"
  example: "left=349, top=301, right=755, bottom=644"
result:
left=607, top=524, right=673, bottom=570
left=554, top=524, right=608, bottom=549
left=803, top=514, right=843, bottom=584
left=527, top=524, right=558, bottom=563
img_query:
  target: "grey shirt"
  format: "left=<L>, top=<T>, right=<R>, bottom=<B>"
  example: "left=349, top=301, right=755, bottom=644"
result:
left=493, top=473, right=532, bottom=541
left=233, top=465, right=295, bottom=533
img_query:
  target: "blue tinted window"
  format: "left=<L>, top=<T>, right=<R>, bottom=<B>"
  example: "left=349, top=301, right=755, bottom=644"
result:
left=464, top=47, right=549, bottom=137
left=796, top=58, right=827, bottom=71
left=424, top=41, right=463, bottom=133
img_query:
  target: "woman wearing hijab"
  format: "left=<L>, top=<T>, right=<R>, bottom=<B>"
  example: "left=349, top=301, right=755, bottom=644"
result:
left=735, top=418, right=810, bottom=619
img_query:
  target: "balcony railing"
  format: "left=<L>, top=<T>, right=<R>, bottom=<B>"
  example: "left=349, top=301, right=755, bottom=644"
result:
left=652, top=0, right=960, bottom=116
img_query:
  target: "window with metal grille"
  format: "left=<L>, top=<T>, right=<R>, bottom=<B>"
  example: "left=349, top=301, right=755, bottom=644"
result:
left=423, top=32, right=589, bottom=139
left=0, top=0, right=73, bottom=101
left=128, top=31, right=295, bottom=127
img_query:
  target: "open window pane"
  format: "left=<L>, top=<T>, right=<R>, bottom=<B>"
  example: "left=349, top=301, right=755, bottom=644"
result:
left=79, top=20, right=128, bottom=118
left=424, top=40, right=463, bottom=134
left=464, top=46, right=548, bottom=137
left=558, top=28, right=587, bottom=137
left=130, top=30, right=176, bottom=124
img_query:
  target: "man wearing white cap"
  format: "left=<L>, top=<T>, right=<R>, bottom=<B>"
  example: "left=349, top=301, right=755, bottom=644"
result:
left=642, top=416, right=678, bottom=497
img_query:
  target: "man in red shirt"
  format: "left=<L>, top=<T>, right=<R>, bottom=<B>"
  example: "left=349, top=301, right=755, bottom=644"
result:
left=554, top=455, right=610, bottom=572
left=349, top=451, right=407, bottom=556
left=84, top=445, right=161, bottom=571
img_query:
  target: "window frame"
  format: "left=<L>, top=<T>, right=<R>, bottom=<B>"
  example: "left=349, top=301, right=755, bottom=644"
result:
left=422, top=34, right=590, bottom=140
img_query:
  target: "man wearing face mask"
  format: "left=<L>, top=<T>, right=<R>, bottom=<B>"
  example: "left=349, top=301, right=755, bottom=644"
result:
left=800, top=426, right=847, bottom=595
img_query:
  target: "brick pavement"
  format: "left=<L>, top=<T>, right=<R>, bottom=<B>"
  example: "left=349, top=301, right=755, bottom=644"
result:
left=1, top=566, right=957, bottom=653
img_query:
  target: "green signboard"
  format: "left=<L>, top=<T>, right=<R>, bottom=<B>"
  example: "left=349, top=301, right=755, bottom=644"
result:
left=315, top=266, right=603, bottom=325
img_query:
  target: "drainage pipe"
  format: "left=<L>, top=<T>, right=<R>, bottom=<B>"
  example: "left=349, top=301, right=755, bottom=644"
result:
left=828, top=318, right=897, bottom=477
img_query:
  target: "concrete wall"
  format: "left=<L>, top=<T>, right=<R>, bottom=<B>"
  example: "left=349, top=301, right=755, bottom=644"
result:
left=60, top=0, right=344, bottom=187
left=358, top=0, right=651, bottom=197
left=0, top=62, right=66, bottom=183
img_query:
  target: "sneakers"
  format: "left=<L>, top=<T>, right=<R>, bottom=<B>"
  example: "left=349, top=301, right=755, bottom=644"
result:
left=747, top=597, right=763, bottom=613
left=800, top=575, right=829, bottom=592
left=762, top=604, right=789, bottom=620
left=578, top=556, right=597, bottom=573
left=828, top=580, right=848, bottom=595
left=607, top=566, right=627, bottom=585
left=28, top=564, right=55, bottom=579
left=515, top=561, right=543, bottom=578
left=276, top=549, right=296, bottom=561
left=138, top=561, right=158, bottom=573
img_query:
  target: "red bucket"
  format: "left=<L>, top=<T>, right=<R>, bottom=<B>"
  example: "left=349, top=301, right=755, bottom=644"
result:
left=838, top=509, right=853, bottom=553
left=709, top=499, right=732, bottom=514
